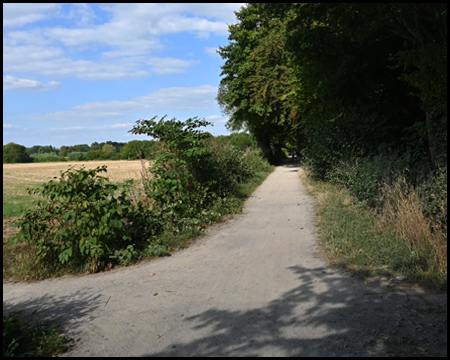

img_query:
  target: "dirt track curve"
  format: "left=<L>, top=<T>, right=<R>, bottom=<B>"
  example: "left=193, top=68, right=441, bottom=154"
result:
left=3, top=162, right=447, bottom=356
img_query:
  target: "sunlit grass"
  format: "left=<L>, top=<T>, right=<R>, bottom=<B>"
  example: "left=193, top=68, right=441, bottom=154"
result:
left=299, top=167, right=446, bottom=289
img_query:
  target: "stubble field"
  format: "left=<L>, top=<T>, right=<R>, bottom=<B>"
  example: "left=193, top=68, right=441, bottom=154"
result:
left=3, top=160, right=151, bottom=218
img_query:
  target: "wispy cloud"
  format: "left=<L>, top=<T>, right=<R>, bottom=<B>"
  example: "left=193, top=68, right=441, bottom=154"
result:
left=2, top=3, right=61, bottom=29
left=49, top=123, right=134, bottom=132
left=3, top=4, right=242, bottom=81
left=3, top=123, right=22, bottom=129
left=207, top=115, right=229, bottom=124
left=205, top=47, right=219, bottom=57
left=24, top=85, right=218, bottom=123
left=3, top=75, right=61, bottom=92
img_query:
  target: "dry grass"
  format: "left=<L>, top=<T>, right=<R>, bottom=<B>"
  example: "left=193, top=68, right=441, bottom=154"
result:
left=3, top=160, right=151, bottom=184
left=3, top=160, right=154, bottom=218
left=380, top=176, right=447, bottom=277
left=299, top=167, right=446, bottom=289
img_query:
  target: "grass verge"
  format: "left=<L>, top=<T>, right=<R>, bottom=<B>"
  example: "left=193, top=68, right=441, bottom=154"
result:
left=299, top=167, right=447, bottom=290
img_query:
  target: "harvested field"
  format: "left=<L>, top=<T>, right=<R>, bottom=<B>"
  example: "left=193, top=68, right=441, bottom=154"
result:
left=3, top=160, right=151, bottom=184
left=3, top=160, right=153, bottom=218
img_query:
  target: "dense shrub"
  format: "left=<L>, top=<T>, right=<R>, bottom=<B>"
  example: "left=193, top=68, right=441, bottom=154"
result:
left=13, top=166, right=155, bottom=272
left=129, top=116, right=273, bottom=231
left=86, top=149, right=109, bottom=160
left=30, top=152, right=66, bottom=163
left=68, top=152, right=87, bottom=161
left=204, top=138, right=253, bottom=197
left=417, top=166, right=447, bottom=233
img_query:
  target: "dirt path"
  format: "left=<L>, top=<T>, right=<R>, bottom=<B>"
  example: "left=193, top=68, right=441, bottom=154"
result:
left=3, top=163, right=447, bottom=356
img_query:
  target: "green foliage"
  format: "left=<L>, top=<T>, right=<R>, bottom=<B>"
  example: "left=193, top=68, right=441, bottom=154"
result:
left=36, top=145, right=56, bottom=155
left=205, top=137, right=253, bottom=197
left=68, top=151, right=87, bottom=161
left=102, top=144, right=116, bottom=154
left=219, top=3, right=446, bottom=170
left=3, top=310, right=70, bottom=357
left=120, top=140, right=158, bottom=160
left=13, top=166, right=154, bottom=271
left=3, top=143, right=32, bottom=164
left=30, top=152, right=66, bottom=163
left=73, top=144, right=90, bottom=153
left=86, top=149, right=108, bottom=160
left=417, top=167, right=447, bottom=232
left=129, top=116, right=273, bottom=231
left=217, top=4, right=299, bottom=163
left=129, top=116, right=215, bottom=221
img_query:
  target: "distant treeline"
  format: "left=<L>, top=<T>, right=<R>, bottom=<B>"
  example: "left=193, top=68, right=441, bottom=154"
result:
left=3, top=133, right=256, bottom=164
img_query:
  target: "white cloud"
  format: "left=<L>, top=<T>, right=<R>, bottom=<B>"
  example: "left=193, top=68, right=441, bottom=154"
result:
left=75, top=85, right=217, bottom=113
left=3, top=123, right=21, bottom=128
left=205, top=47, right=219, bottom=56
left=3, top=4, right=243, bottom=80
left=3, top=3, right=61, bottom=29
left=206, top=115, right=223, bottom=120
left=3, top=75, right=61, bottom=92
left=206, top=115, right=229, bottom=124
left=31, top=111, right=126, bottom=123
left=146, top=57, right=197, bottom=75
left=3, top=45, right=194, bottom=80
left=67, top=3, right=97, bottom=27
left=23, top=85, right=218, bottom=123
left=49, top=123, right=134, bottom=132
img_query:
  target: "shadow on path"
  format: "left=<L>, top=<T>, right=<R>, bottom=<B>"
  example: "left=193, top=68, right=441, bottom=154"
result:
left=3, top=289, right=104, bottom=341
left=145, top=266, right=446, bottom=357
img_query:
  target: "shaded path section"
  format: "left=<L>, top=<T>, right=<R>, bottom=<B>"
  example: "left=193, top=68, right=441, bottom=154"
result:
left=3, top=162, right=447, bottom=356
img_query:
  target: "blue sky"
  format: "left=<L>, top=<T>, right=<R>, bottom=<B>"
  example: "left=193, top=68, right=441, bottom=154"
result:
left=3, top=3, right=244, bottom=148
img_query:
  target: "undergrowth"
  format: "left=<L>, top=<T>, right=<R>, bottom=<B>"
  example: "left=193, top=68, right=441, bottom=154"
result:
left=3, top=310, right=71, bottom=357
left=4, top=117, right=274, bottom=281
left=299, top=167, right=447, bottom=290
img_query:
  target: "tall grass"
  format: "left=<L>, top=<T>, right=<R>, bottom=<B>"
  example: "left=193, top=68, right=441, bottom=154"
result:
left=300, top=167, right=447, bottom=289
left=379, top=175, right=447, bottom=278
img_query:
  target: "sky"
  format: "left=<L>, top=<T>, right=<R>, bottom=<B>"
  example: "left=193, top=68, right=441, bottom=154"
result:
left=3, top=3, right=244, bottom=148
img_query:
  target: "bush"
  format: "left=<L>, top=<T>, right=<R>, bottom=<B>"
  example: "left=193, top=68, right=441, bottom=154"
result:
left=128, top=116, right=274, bottom=235
left=86, top=149, right=108, bottom=160
left=3, top=143, right=32, bottom=164
left=13, top=166, right=154, bottom=272
left=417, top=166, right=447, bottom=233
left=30, top=152, right=66, bottom=163
left=203, top=138, right=253, bottom=197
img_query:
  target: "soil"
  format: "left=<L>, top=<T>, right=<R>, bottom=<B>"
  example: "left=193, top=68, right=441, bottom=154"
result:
left=3, top=162, right=447, bottom=356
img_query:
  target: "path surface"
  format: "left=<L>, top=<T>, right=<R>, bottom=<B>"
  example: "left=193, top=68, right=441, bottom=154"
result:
left=3, top=163, right=447, bottom=356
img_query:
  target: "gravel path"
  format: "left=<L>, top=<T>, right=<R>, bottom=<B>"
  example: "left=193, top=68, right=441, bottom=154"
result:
left=3, top=162, right=447, bottom=356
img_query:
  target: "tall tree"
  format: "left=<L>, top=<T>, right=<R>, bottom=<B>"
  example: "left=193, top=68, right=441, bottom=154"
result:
left=218, top=4, right=299, bottom=162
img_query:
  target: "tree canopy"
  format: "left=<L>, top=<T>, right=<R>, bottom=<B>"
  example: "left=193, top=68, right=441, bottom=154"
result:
left=218, top=3, right=447, bottom=172
left=3, top=143, right=32, bottom=164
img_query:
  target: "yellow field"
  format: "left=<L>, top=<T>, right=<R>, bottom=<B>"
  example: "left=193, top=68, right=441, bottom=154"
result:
left=3, top=159, right=152, bottom=184
left=3, top=160, right=153, bottom=218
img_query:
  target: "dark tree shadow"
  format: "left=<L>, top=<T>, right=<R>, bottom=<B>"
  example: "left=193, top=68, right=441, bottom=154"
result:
left=144, top=266, right=447, bottom=357
left=3, top=288, right=104, bottom=341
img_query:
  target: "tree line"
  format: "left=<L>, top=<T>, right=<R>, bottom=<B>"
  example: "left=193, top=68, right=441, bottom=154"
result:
left=3, top=140, right=158, bottom=163
left=3, top=133, right=257, bottom=164
left=218, top=3, right=446, bottom=173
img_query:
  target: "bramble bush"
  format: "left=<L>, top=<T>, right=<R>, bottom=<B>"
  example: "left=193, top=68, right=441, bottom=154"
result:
left=13, top=166, right=155, bottom=272
left=129, top=116, right=272, bottom=228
